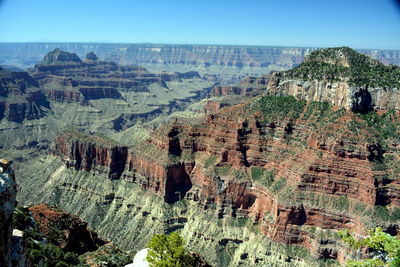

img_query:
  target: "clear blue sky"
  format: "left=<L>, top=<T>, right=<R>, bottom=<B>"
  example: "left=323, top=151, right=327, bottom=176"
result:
left=0, top=0, right=399, bottom=49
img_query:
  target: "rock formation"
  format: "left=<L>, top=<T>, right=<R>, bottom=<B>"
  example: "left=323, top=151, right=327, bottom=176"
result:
left=0, top=67, right=49, bottom=122
left=37, top=91, right=399, bottom=265
left=0, top=49, right=213, bottom=151
left=267, top=47, right=400, bottom=112
left=0, top=159, right=17, bottom=267
left=211, top=74, right=272, bottom=97
left=29, top=204, right=106, bottom=254
left=211, top=47, right=400, bottom=113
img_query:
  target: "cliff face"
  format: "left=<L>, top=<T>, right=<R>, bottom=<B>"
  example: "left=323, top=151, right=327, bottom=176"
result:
left=212, top=47, right=400, bottom=113
left=266, top=73, right=400, bottom=112
left=10, top=46, right=400, bottom=266
left=42, top=94, right=400, bottom=264
left=211, top=74, right=271, bottom=97
left=0, top=160, right=17, bottom=267
left=52, top=134, right=128, bottom=180
left=0, top=68, right=49, bottom=122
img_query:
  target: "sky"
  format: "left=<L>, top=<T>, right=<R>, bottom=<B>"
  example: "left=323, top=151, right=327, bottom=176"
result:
left=0, top=0, right=399, bottom=49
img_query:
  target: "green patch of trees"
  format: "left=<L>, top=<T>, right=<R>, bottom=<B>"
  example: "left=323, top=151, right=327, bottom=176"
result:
left=340, top=227, right=400, bottom=266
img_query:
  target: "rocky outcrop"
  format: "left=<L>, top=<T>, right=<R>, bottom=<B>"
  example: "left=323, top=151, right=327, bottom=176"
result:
left=159, top=71, right=201, bottom=81
left=42, top=48, right=82, bottom=64
left=266, top=47, right=400, bottom=112
left=0, top=159, right=17, bottom=267
left=45, top=89, right=82, bottom=102
left=52, top=134, right=128, bottom=180
left=86, top=51, right=99, bottom=61
left=266, top=73, right=400, bottom=112
left=0, top=68, right=49, bottom=122
left=211, top=75, right=271, bottom=97
left=29, top=204, right=106, bottom=254
left=211, top=48, right=400, bottom=112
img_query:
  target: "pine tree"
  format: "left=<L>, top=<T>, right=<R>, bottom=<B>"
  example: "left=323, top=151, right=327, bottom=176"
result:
left=146, top=232, right=195, bottom=267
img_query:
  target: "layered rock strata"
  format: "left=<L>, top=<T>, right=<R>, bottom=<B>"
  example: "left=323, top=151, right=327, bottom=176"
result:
left=211, top=47, right=400, bottom=112
left=46, top=96, right=400, bottom=263
left=0, top=67, right=49, bottom=122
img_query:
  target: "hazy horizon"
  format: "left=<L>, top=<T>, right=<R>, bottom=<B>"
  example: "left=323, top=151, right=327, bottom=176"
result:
left=0, top=41, right=399, bottom=51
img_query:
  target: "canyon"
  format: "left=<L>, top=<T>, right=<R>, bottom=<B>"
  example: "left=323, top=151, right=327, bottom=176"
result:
left=0, top=48, right=214, bottom=155
left=2, top=47, right=400, bottom=266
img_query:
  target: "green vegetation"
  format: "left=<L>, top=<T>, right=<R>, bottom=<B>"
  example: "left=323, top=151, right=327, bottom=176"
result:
left=372, top=206, right=400, bottom=223
left=28, top=242, right=80, bottom=267
left=340, top=227, right=400, bottom=266
left=79, top=244, right=131, bottom=267
left=258, top=95, right=306, bottom=122
left=232, top=169, right=248, bottom=181
left=331, top=195, right=350, bottom=212
left=204, top=155, right=218, bottom=169
left=270, top=178, right=287, bottom=193
left=251, top=167, right=274, bottom=187
left=302, top=101, right=332, bottom=121
left=147, top=232, right=195, bottom=267
left=287, top=47, right=400, bottom=88
left=12, top=207, right=81, bottom=267
left=358, top=110, right=400, bottom=144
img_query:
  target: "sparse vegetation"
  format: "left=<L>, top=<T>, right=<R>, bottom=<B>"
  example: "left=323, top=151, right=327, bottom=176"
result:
left=287, top=47, right=400, bottom=88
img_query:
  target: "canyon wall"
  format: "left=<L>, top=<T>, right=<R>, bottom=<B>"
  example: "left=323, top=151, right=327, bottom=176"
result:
left=1, top=43, right=400, bottom=70
left=266, top=73, right=400, bottom=112
left=17, top=94, right=400, bottom=266
left=211, top=47, right=400, bottom=112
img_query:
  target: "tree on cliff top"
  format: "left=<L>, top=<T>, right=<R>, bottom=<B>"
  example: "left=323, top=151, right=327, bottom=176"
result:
left=339, top=227, right=400, bottom=267
left=146, top=232, right=195, bottom=267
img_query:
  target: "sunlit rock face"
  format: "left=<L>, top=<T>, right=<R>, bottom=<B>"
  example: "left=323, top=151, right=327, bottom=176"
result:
left=10, top=47, right=400, bottom=266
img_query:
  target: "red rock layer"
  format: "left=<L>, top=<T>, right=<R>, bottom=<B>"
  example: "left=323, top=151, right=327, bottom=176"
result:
left=51, top=102, right=400, bottom=260
left=29, top=204, right=106, bottom=254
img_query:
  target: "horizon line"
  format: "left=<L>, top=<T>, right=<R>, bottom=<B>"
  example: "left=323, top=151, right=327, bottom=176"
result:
left=0, top=41, right=399, bottom=51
